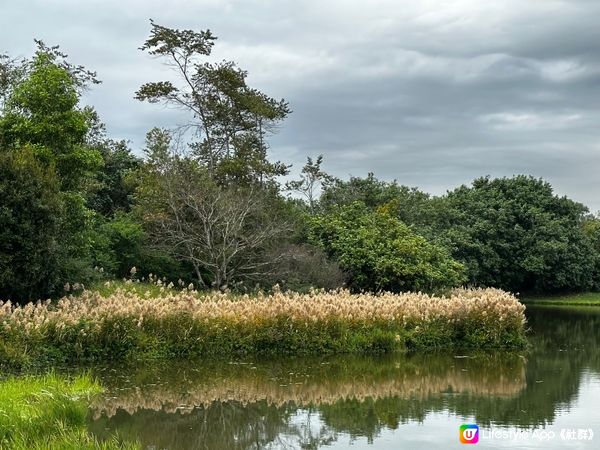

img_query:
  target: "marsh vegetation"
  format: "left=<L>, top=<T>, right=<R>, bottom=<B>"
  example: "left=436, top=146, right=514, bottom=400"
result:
left=0, top=287, right=526, bottom=370
left=0, top=304, right=594, bottom=449
left=0, top=373, right=136, bottom=449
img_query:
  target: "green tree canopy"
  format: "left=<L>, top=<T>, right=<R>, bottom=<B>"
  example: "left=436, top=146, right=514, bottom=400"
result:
left=0, top=147, right=62, bottom=301
left=136, top=21, right=290, bottom=186
left=87, top=139, right=142, bottom=217
left=308, top=202, right=466, bottom=292
left=0, top=48, right=102, bottom=191
left=431, top=176, right=596, bottom=293
left=319, top=173, right=432, bottom=226
left=0, top=42, right=123, bottom=298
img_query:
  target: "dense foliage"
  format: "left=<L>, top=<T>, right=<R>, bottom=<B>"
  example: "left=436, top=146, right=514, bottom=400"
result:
left=0, top=43, right=137, bottom=300
left=319, top=172, right=432, bottom=226
left=1, top=24, right=600, bottom=302
left=0, top=147, right=62, bottom=300
left=308, top=203, right=465, bottom=292
left=430, top=176, right=598, bottom=293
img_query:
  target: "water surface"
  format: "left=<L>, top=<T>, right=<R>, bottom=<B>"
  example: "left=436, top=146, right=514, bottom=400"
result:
left=88, top=306, right=600, bottom=449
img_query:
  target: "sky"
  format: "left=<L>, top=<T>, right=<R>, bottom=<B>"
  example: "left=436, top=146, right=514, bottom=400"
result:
left=1, top=0, right=600, bottom=210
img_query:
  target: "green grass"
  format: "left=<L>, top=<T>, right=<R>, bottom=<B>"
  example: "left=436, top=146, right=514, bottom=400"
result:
left=521, top=292, right=600, bottom=306
left=0, top=373, right=138, bottom=449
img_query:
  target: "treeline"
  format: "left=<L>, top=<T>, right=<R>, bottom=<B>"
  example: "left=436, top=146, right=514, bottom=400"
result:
left=1, top=23, right=599, bottom=303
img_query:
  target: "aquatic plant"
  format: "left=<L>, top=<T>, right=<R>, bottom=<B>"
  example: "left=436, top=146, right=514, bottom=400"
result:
left=0, top=287, right=526, bottom=368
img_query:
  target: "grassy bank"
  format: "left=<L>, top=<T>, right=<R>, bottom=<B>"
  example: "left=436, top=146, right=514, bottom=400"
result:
left=0, top=373, right=136, bottom=449
left=521, top=292, right=600, bottom=306
left=0, top=288, right=526, bottom=369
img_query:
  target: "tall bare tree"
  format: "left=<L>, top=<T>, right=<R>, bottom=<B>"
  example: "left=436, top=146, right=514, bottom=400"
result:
left=135, top=129, right=289, bottom=289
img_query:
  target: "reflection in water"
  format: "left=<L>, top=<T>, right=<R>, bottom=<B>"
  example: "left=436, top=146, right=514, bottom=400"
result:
left=88, top=306, right=600, bottom=449
left=90, top=353, right=526, bottom=416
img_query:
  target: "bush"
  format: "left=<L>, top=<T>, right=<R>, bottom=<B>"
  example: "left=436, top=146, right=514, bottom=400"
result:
left=308, top=202, right=466, bottom=292
left=265, top=243, right=347, bottom=292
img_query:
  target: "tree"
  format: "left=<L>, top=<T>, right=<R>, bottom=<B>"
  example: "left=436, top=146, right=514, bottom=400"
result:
left=0, top=147, right=62, bottom=301
left=308, top=202, right=465, bottom=292
left=582, top=214, right=600, bottom=289
left=0, top=42, right=112, bottom=292
left=285, top=155, right=334, bottom=213
left=431, top=176, right=597, bottom=293
left=134, top=129, right=290, bottom=289
left=0, top=51, right=102, bottom=191
left=135, top=21, right=290, bottom=185
left=319, top=173, right=432, bottom=227
left=0, top=40, right=98, bottom=111
left=0, top=53, right=24, bottom=109
left=88, top=139, right=142, bottom=217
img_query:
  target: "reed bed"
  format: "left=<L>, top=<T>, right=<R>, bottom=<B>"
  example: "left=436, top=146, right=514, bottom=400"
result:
left=0, top=287, right=526, bottom=367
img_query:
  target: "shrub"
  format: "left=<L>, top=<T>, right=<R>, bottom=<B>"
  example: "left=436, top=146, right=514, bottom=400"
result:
left=308, top=202, right=466, bottom=292
left=264, top=243, right=347, bottom=292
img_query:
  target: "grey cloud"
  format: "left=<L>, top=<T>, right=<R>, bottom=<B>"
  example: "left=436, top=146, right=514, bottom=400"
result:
left=2, top=0, right=600, bottom=210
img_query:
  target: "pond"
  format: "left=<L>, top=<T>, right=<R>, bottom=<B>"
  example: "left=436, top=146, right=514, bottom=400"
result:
left=87, top=306, right=600, bottom=449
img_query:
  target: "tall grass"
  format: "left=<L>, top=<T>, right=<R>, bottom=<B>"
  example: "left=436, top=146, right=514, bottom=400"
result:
left=0, top=287, right=526, bottom=368
left=0, top=373, right=137, bottom=449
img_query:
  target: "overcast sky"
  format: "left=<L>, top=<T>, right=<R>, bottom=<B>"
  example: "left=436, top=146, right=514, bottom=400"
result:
left=2, top=0, right=600, bottom=210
